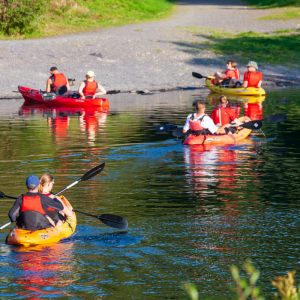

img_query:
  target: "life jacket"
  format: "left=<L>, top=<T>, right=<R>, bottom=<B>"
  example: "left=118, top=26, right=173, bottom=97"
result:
left=211, top=107, right=235, bottom=125
left=44, top=193, right=56, bottom=212
left=50, top=73, right=68, bottom=92
left=83, top=80, right=98, bottom=96
left=189, top=114, right=209, bottom=135
left=44, top=193, right=63, bottom=224
left=245, top=71, right=262, bottom=88
left=226, top=69, right=240, bottom=80
left=20, top=194, right=45, bottom=215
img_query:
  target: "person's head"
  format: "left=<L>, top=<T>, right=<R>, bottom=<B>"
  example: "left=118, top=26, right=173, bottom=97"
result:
left=247, top=61, right=258, bottom=72
left=85, top=70, right=95, bottom=80
left=219, top=95, right=228, bottom=107
left=227, top=60, right=237, bottom=69
left=195, top=100, right=206, bottom=113
left=38, top=173, right=54, bottom=194
left=50, top=66, right=59, bottom=75
left=26, top=175, right=40, bottom=192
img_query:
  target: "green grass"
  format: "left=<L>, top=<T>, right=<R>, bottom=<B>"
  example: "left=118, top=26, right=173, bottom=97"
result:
left=0, top=0, right=176, bottom=39
left=256, top=7, right=300, bottom=19
left=244, top=0, right=300, bottom=8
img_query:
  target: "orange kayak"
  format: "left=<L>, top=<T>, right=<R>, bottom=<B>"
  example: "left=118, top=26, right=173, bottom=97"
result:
left=6, top=196, right=76, bottom=247
left=183, top=128, right=252, bottom=145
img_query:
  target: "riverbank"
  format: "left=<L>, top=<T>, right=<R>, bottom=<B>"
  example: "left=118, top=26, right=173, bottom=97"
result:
left=1, top=0, right=300, bottom=99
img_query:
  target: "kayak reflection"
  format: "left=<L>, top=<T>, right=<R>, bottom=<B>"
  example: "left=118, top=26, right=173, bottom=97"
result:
left=19, top=103, right=108, bottom=147
left=12, top=243, right=76, bottom=298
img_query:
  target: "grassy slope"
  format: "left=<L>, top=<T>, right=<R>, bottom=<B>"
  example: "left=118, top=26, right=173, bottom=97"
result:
left=244, top=0, right=300, bottom=8
left=1, top=0, right=175, bottom=39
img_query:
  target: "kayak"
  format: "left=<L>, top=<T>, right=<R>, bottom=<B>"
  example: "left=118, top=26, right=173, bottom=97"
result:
left=6, top=196, right=76, bottom=247
left=183, top=128, right=252, bottom=145
left=18, top=86, right=109, bottom=108
left=205, top=76, right=266, bottom=96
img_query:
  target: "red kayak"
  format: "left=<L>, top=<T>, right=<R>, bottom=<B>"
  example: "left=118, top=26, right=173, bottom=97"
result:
left=18, top=86, right=109, bottom=109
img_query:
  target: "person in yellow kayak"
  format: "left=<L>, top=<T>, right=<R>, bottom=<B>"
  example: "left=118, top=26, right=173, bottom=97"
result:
left=8, top=175, right=64, bottom=230
left=78, top=71, right=106, bottom=99
left=231, top=61, right=263, bottom=88
left=46, top=66, right=71, bottom=96
left=212, top=60, right=241, bottom=86
left=182, top=101, right=231, bottom=135
left=39, top=173, right=73, bottom=227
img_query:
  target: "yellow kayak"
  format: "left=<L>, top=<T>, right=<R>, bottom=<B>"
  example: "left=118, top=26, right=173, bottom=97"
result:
left=6, top=196, right=76, bottom=247
left=205, top=76, right=266, bottom=96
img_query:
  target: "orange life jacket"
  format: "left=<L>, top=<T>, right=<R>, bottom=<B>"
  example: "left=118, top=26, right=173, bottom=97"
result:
left=44, top=193, right=56, bottom=211
left=50, top=73, right=68, bottom=91
left=83, top=80, right=98, bottom=96
left=244, top=71, right=262, bottom=88
left=20, top=194, right=45, bottom=215
left=226, top=69, right=240, bottom=80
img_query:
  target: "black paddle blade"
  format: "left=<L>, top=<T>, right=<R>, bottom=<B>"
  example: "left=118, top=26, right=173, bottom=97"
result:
left=192, top=72, right=206, bottom=79
left=106, top=90, right=120, bottom=95
left=81, top=163, right=105, bottom=182
left=263, top=113, right=287, bottom=123
left=0, top=191, right=4, bottom=198
left=98, top=214, right=128, bottom=229
left=173, top=128, right=191, bottom=138
left=241, top=120, right=263, bottom=130
left=155, top=125, right=177, bottom=132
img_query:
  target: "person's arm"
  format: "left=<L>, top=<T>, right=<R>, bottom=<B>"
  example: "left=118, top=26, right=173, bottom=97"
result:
left=41, top=194, right=64, bottom=211
left=66, top=80, right=70, bottom=91
left=8, top=195, right=23, bottom=222
left=94, top=83, right=107, bottom=98
left=46, top=79, right=52, bottom=93
left=182, top=115, right=191, bottom=133
left=78, top=81, right=85, bottom=99
left=215, top=124, right=231, bottom=134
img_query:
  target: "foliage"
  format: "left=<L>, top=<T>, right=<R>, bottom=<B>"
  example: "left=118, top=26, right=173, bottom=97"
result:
left=244, top=0, right=300, bottom=8
left=230, top=259, right=265, bottom=300
left=0, top=0, right=46, bottom=35
left=256, top=8, right=300, bottom=20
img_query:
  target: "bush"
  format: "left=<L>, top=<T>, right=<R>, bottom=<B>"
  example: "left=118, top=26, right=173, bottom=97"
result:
left=0, top=0, right=46, bottom=35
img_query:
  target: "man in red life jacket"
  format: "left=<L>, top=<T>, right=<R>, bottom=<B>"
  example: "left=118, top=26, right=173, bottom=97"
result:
left=212, top=60, right=241, bottom=86
left=8, top=175, right=63, bottom=231
left=78, top=70, right=106, bottom=99
left=182, top=101, right=231, bottom=136
left=233, top=61, right=263, bottom=88
left=46, top=66, right=71, bottom=96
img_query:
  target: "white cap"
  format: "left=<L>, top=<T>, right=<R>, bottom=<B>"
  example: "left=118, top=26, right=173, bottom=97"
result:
left=86, top=70, right=95, bottom=77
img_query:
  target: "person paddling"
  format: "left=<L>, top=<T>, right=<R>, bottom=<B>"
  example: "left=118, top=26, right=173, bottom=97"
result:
left=78, top=71, right=106, bottom=99
left=46, top=66, right=71, bottom=96
left=212, top=60, right=240, bottom=86
left=233, top=61, right=263, bottom=88
left=8, top=175, right=64, bottom=230
left=183, top=100, right=231, bottom=136
left=210, top=95, right=251, bottom=133
left=39, top=174, right=73, bottom=227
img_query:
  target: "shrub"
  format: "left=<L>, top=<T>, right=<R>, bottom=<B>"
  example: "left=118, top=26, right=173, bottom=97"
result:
left=0, top=0, right=46, bottom=35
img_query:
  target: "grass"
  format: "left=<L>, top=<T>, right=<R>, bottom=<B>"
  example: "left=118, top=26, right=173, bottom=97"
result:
left=256, top=7, right=300, bottom=20
left=244, top=0, right=300, bottom=8
left=184, top=26, right=300, bottom=66
left=0, top=0, right=176, bottom=39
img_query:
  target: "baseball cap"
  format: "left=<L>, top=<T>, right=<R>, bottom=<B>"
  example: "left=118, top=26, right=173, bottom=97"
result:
left=86, top=70, right=95, bottom=77
left=50, top=66, right=58, bottom=71
left=247, top=61, right=258, bottom=69
left=26, top=175, right=40, bottom=189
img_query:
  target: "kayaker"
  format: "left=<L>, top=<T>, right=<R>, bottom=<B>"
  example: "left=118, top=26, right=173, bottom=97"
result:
left=8, top=175, right=64, bottom=230
left=210, top=95, right=251, bottom=133
left=212, top=60, right=240, bottom=86
left=39, top=173, right=73, bottom=227
left=234, top=61, right=263, bottom=88
left=78, top=71, right=106, bottom=99
left=182, top=100, right=231, bottom=135
left=46, top=66, right=71, bottom=96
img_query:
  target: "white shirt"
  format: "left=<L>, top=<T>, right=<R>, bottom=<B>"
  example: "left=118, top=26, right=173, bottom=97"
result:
left=183, top=113, right=218, bottom=134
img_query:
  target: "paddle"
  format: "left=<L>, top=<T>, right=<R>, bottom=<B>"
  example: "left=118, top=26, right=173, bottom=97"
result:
left=262, top=113, right=287, bottom=123
left=172, top=121, right=263, bottom=138
left=155, top=125, right=179, bottom=132
left=192, top=72, right=207, bottom=79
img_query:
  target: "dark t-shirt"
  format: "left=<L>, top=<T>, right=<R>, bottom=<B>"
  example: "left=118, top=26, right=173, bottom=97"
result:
left=8, top=192, right=63, bottom=222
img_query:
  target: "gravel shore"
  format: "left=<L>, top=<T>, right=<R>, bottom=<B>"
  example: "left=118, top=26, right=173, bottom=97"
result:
left=1, top=0, right=300, bottom=99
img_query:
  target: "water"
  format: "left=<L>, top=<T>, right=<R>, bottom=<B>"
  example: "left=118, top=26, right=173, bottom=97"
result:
left=0, top=87, right=299, bottom=299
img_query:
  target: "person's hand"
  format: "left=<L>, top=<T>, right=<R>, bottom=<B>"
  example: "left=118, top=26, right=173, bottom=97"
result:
left=48, top=194, right=55, bottom=199
left=216, top=123, right=221, bottom=126
left=92, top=95, right=96, bottom=99
left=225, top=124, right=231, bottom=128
left=80, top=96, right=85, bottom=99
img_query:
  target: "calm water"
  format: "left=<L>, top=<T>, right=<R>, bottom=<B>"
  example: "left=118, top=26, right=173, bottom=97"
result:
left=0, top=87, right=299, bottom=299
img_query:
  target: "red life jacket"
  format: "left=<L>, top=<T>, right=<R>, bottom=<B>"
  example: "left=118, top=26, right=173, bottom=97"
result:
left=244, top=71, right=262, bottom=87
left=44, top=193, right=56, bottom=211
left=20, top=194, right=45, bottom=215
left=83, top=80, right=98, bottom=96
left=226, top=69, right=240, bottom=80
left=189, top=114, right=206, bottom=131
left=210, top=107, right=236, bottom=125
left=50, top=73, right=68, bottom=91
